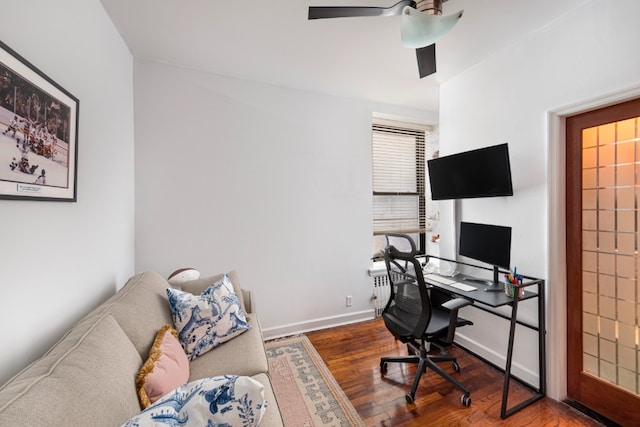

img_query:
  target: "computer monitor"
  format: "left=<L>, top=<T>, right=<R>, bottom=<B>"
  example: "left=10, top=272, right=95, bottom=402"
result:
left=427, top=143, right=513, bottom=200
left=458, top=221, right=512, bottom=292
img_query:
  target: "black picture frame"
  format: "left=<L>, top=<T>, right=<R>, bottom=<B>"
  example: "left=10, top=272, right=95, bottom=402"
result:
left=0, top=40, right=78, bottom=201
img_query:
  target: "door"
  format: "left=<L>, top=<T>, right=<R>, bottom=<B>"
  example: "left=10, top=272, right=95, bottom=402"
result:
left=566, top=97, right=640, bottom=426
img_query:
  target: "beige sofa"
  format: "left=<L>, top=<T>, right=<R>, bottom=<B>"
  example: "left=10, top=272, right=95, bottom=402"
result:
left=0, top=270, right=284, bottom=426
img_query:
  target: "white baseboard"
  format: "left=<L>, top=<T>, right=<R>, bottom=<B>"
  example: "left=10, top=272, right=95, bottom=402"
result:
left=454, top=333, right=540, bottom=388
left=262, top=309, right=376, bottom=340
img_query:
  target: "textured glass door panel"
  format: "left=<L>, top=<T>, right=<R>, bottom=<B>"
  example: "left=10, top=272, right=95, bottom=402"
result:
left=581, top=118, right=640, bottom=396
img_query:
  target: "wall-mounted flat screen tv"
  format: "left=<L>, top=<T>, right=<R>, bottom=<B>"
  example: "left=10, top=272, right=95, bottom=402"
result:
left=427, top=143, right=513, bottom=200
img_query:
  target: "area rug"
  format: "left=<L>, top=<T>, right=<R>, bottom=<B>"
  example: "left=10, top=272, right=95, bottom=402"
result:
left=265, top=335, right=365, bottom=427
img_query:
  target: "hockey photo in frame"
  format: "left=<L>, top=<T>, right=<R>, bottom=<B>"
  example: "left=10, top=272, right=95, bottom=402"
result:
left=0, top=40, right=78, bottom=201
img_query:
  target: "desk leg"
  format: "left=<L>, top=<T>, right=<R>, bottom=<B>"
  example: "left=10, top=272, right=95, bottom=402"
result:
left=500, top=289, right=546, bottom=419
left=538, top=281, right=547, bottom=397
left=500, top=294, right=519, bottom=419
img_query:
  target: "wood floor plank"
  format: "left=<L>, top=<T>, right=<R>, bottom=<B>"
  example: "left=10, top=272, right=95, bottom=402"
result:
left=305, top=318, right=603, bottom=427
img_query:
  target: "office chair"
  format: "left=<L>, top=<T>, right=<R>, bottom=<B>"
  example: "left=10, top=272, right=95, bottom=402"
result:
left=380, top=234, right=473, bottom=405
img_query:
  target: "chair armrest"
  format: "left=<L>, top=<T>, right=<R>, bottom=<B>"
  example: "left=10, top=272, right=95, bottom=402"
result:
left=441, top=297, right=473, bottom=312
left=441, top=297, right=473, bottom=344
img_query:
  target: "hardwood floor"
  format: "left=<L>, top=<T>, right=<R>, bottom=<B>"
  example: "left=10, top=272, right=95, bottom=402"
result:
left=305, top=318, right=603, bottom=427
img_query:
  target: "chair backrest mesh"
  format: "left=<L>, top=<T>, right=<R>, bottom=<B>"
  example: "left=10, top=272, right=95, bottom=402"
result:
left=382, top=236, right=431, bottom=338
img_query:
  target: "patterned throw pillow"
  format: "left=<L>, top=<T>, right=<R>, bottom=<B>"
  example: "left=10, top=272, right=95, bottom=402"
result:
left=166, top=274, right=251, bottom=361
left=136, top=325, right=190, bottom=409
left=121, top=375, right=267, bottom=427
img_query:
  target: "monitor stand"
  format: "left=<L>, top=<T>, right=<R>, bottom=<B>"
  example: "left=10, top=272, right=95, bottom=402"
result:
left=484, top=266, right=504, bottom=292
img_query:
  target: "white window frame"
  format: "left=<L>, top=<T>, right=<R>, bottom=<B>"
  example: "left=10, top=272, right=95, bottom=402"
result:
left=372, top=116, right=432, bottom=255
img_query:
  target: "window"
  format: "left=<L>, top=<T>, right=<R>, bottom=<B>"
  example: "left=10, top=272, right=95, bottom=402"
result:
left=372, top=117, right=431, bottom=255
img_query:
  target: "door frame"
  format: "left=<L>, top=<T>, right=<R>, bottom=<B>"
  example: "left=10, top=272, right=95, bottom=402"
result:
left=546, top=85, right=640, bottom=402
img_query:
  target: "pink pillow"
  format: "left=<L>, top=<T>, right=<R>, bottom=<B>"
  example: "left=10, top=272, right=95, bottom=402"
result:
left=136, top=325, right=190, bottom=408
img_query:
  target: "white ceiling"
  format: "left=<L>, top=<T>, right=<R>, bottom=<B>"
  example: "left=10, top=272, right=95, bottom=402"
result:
left=99, top=0, right=589, bottom=112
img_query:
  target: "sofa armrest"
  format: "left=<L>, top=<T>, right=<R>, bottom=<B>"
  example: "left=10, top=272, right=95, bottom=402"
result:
left=242, top=289, right=254, bottom=314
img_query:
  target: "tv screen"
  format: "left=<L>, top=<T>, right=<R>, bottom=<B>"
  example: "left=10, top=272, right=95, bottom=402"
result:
left=459, top=222, right=512, bottom=270
left=427, top=143, right=513, bottom=200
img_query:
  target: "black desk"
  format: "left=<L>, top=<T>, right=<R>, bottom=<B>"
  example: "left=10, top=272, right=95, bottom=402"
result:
left=422, top=256, right=546, bottom=419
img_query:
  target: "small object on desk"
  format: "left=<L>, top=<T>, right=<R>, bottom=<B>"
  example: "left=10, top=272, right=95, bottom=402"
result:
left=504, top=280, right=523, bottom=298
left=503, top=268, right=524, bottom=298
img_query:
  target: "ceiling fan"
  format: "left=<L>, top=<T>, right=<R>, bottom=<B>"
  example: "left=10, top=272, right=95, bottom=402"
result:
left=308, top=0, right=463, bottom=78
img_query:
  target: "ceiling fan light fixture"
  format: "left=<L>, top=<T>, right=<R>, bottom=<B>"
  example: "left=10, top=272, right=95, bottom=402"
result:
left=401, top=5, right=463, bottom=49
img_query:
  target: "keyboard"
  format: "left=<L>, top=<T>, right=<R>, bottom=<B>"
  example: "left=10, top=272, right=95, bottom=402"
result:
left=449, top=282, right=478, bottom=292
left=424, top=274, right=477, bottom=292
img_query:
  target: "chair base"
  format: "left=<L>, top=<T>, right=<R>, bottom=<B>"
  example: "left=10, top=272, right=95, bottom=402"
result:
left=380, top=341, right=471, bottom=405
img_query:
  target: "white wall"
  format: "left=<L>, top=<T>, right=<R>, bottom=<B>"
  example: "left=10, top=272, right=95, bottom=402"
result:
left=133, top=59, right=436, bottom=337
left=439, top=0, right=640, bottom=399
left=0, top=0, right=135, bottom=384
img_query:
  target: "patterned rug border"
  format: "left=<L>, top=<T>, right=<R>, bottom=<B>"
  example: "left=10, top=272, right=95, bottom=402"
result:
left=265, top=334, right=364, bottom=427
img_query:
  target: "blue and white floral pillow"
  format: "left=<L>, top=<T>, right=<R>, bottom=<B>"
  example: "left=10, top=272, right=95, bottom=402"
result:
left=166, top=275, right=251, bottom=361
left=121, top=375, right=266, bottom=427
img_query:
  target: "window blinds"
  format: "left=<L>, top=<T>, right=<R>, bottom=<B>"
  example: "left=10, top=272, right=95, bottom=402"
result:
left=372, top=118, right=428, bottom=236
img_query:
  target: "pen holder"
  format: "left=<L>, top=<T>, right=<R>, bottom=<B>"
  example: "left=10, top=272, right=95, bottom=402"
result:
left=504, top=280, right=523, bottom=298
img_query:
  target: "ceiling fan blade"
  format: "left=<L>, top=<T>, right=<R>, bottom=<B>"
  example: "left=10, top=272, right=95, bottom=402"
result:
left=308, top=0, right=414, bottom=20
left=416, top=44, right=436, bottom=78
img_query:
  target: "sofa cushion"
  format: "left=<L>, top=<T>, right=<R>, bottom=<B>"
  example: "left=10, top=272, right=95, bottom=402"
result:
left=0, top=314, right=142, bottom=427
left=136, top=324, right=190, bottom=409
left=189, top=314, right=268, bottom=380
left=180, top=270, right=246, bottom=312
left=122, top=375, right=266, bottom=427
left=251, top=373, right=285, bottom=427
left=167, top=274, right=251, bottom=361
left=105, top=271, right=176, bottom=358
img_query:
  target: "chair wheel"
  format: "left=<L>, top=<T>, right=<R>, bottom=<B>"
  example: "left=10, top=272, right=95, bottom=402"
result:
left=461, top=393, right=471, bottom=407
left=380, top=361, right=387, bottom=373
left=452, top=361, right=461, bottom=372
left=406, top=393, right=415, bottom=403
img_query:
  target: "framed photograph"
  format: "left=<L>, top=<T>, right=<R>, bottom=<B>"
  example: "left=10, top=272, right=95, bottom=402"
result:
left=0, top=40, right=78, bottom=201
